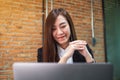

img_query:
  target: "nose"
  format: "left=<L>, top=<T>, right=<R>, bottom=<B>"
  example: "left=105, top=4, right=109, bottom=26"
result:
left=57, top=28, right=63, bottom=35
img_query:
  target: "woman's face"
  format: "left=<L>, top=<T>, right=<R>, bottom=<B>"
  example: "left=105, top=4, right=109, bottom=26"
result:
left=52, top=15, right=71, bottom=48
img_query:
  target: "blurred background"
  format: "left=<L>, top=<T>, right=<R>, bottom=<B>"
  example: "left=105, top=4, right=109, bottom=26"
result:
left=0, top=0, right=120, bottom=80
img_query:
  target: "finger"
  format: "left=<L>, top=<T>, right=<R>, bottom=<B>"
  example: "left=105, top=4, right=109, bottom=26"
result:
left=79, top=40, right=87, bottom=45
left=76, top=47, right=84, bottom=50
left=70, top=40, right=79, bottom=44
left=71, top=45, right=85, bottom=50
left=70, top=40, right=87, bottom=45
left=71, top=42, right=87, bottom=46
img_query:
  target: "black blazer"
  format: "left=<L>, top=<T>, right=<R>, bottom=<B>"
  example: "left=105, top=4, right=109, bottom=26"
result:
left=37, top=44, right=94, bottom=62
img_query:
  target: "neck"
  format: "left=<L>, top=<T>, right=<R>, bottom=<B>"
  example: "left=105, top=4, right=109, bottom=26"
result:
left=59, top=43, right=69, bottom=49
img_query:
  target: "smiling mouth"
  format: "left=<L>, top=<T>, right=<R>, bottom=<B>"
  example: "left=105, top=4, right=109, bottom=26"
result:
left=57, top=36, right=65, bottom=41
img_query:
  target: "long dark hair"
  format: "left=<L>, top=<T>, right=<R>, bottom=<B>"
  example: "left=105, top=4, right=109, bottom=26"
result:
left=43, top=8, right=77, bottom=62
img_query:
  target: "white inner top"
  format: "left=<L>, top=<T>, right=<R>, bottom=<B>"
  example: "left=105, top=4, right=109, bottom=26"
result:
left=57, top=45, right=73, bottom=64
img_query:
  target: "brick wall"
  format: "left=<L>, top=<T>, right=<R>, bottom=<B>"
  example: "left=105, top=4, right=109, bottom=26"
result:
left=0, top=0, right=105, bottom=80
left=0, top=0, right=43, bottom=79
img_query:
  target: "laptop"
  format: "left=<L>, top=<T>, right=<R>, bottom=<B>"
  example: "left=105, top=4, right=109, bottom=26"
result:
left=13, top=62, right=113, bottom=80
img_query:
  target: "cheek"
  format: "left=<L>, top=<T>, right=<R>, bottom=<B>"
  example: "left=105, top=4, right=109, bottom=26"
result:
left=66, top=27, right=71, bottom=36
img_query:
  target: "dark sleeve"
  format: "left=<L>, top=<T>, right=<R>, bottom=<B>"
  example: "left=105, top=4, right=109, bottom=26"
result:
left=73, top=44, right=94, bottom=62
left=86, top=44, right=94, bottom=58
left=37, top=48, right=43, bottom=62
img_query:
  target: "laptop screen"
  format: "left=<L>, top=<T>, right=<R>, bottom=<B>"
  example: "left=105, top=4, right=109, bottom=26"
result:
left=13, top=63, right=113, bottom=80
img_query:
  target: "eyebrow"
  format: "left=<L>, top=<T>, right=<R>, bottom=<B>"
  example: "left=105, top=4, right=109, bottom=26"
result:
left=59, top=22, right=67, bottom=26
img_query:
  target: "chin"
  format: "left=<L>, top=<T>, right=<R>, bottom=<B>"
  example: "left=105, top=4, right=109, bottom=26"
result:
left=58, top=41, right=68, bottom=45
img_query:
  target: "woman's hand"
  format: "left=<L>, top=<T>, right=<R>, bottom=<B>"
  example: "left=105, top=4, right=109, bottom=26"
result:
left=58, top=40, right=94, bottom=64
left=69, top=40, right=94, bottom=63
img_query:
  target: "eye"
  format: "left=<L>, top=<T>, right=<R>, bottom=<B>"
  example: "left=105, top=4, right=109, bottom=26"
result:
left=60, top=25, right=66, bottom=28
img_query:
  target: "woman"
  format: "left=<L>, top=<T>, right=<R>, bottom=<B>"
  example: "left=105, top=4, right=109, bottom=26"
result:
left=38, top=8, right=95, bottom=63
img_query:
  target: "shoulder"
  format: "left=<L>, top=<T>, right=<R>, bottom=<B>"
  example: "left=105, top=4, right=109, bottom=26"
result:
left=37, top=47, right=43, bottom=62
left=38, top=47, right=43, bottom=53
